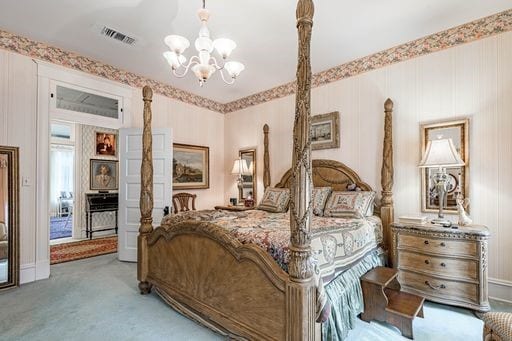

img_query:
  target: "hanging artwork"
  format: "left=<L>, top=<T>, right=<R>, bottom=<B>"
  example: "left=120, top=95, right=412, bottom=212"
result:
left=173, top=144, right=209, bottom=190
left=311, top=111, right=340, bottom=150
left=95, top=132, right=117, bottom=156
left=90, top=159, right=118, bottom=191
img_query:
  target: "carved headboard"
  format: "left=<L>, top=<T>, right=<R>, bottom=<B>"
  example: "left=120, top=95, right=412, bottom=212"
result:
left=275, top=159, right=372, bottom=192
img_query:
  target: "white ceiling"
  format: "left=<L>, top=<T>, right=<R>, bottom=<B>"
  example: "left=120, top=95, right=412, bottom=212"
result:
left=1, top=0, right=511, bottom=103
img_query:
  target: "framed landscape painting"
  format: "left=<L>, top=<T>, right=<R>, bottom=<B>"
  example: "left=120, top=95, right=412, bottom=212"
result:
left=173, top=144, right=209, bottom=190
left=311, top=111, right=340, bottom=150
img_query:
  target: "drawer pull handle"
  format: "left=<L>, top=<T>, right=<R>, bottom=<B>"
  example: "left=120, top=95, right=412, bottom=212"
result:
left=424, top=240, right=429, bottom=245
left=424, top=259, right=430, bottom=265
left=440, top=242, right=446, bottom=247
left=440, top=262, right=446, bottom=267
left=425, top=280, right=446, bottom=290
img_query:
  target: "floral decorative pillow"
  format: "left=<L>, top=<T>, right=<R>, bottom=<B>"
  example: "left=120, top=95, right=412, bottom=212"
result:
left=324, top=191, right=376, bottom=218
left=312, top=187, right=332, bottom=216
left=258, top=187, right=290, bottom=213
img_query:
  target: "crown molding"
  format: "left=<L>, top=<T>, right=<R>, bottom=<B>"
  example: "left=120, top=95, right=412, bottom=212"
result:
left=223, top=9, right=512, bottom=113
left=1, top=8, right=511, bottom=115
left=0, top=29, right=225, bottom=113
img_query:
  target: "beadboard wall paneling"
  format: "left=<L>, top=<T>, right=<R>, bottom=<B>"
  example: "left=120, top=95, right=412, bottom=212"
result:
left=130, top=90, right=225, bottom=211
left=0, top=52, right=37, bottom=269
left=225, top=32, right=512, bottom=291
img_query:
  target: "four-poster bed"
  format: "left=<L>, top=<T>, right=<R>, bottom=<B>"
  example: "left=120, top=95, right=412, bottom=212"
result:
left=137, top=0, right=395, bottom=339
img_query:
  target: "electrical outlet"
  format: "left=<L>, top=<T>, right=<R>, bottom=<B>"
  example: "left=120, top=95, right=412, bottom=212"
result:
left=22, top=176, right=31, bottom=187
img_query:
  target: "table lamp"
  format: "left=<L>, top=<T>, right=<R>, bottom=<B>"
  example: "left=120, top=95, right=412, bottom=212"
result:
left=231, top=158, right=250, bottom=199
left=419, top=137, right=465, bottom=227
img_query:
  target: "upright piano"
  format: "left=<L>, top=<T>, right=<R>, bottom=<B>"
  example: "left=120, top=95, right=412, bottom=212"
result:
left=85, top=193, right=118, bottom=240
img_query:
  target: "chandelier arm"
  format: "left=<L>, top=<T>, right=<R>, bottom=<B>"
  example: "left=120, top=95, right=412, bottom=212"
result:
left=210, top=56, right=225, bottom=71
left=218, top=68, right=235, bottom=85
left=172, top=56, right=200, bottom=78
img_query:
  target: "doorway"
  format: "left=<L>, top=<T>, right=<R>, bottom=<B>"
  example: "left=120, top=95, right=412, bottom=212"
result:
left=49, top=144, right=74, bottom=240
left=49, top=121, right=77, bottom=243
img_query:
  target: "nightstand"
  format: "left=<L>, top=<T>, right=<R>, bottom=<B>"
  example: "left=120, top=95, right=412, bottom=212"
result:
left=391, top=222, right=490, bottom=312
left=214, top=205, right=255, bottom=211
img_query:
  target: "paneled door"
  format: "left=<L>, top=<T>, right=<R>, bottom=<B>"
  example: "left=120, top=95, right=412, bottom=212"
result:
left=118, top=128, right=172, bottom=262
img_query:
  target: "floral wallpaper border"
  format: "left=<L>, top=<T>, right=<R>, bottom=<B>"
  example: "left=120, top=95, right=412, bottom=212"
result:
left=0, top=29, right=225, bottom=113
left=0, top=9, right=511, bottom=114
left=222, top=8, right=512, bottom=113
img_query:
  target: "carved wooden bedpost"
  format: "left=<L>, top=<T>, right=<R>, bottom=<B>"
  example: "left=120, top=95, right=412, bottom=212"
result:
left=287, top=0, right=316, bottom=339
left=381, top=98, right=394, bottom=264
left=138, top=85, right=154, bottom=294
left=263, top=124, right=271, bottom=190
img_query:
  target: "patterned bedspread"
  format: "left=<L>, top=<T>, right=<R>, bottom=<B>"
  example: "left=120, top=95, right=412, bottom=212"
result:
left=161, top=209, right=382, bottom=278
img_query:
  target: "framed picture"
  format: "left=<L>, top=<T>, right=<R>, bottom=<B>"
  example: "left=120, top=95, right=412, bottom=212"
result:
left=95, top=132, right=117, bottom=156
left=311, top=111, right=340, bottom=150
left=421, top=118, right=469, bottom=214
left=173, top=144, right=209, bottom=190
left=90, top=159, right=118, bottom=191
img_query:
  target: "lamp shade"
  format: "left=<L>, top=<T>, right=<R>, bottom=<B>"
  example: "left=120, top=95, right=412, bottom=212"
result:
left=164, top=35, right=190, bottom=54
left=231, top=159, right=249, bottom=175
left=419, top=138, right=465, bottom=168
left=213, top=38, right=236, bottom=59
left=224, top=61, right=245, bottom=78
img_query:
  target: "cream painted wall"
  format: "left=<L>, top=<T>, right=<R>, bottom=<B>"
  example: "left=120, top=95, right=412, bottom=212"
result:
left=131, top=91, right=225, bottom=210
left=0, top=49, right=224, bottom=283
left=224, top=32, right=512, bottom=301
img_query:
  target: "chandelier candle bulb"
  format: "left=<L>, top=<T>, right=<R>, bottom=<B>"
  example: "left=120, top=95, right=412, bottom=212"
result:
left=162, top=0, right=244, bottom=86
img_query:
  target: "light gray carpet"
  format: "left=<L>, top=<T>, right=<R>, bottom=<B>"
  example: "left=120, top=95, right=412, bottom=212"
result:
left=0, top=254, right=510, bottom=340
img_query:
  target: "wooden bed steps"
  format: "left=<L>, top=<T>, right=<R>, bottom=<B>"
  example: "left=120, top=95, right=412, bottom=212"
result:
left=361, top=266, right=425, bottom=340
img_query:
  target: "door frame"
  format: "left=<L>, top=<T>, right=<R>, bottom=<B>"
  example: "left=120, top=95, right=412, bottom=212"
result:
left=32, top=61, right=132, bottom=283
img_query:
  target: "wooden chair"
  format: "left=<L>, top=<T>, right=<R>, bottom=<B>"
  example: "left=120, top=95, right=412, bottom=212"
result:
left=172, top=193, right=197, bottom=213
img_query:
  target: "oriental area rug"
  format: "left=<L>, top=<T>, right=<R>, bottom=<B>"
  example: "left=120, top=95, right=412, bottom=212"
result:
left=50, top=236, right=118, bottom=264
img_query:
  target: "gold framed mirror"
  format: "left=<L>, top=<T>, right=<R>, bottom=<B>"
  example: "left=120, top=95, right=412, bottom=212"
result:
left=239, top=148, right=256, bottom=204
left=0, top=146, right=19, bottom=291
left=421, top=119, right=469, bottom=214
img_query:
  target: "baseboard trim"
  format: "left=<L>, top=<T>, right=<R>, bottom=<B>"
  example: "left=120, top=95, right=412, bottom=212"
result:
left=20, top=263, right=35, bottom=284
left=35, top=259, right=50, bottom=281
left=489, top=277, right=512, bottom=304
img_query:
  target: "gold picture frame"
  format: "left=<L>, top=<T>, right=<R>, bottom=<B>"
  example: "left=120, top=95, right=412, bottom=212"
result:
left=311, top=111, right=340, bottom=150
left=95, top=131, right=117, bottom=156
left=421, top=118, right=469, bottom=214
left=0, top=146, right=19, bottom=291
left=173, top=143, right=210, bottom=190
left=90, top=159, right=118, bottom=191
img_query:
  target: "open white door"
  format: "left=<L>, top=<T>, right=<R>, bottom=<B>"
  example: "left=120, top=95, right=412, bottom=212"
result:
left=118, top=128, right=172, bottom=262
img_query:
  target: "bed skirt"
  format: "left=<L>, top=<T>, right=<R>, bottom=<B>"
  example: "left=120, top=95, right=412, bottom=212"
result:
left=322, top=248, right=385, bottom=340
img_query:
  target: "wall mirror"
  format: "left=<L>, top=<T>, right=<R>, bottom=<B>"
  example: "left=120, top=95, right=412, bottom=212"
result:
left=0, top=146, right=19, bottom=290
left=421, top=119, right=469, bottom=214
left=239, top=149, right=256, bottom=204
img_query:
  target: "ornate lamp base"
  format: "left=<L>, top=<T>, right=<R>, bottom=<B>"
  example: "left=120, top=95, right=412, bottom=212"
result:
left=430, top=218, right=452, bottom=228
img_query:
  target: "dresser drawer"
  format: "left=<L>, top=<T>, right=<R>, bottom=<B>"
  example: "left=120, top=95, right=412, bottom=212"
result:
left=398, top=234, right=477, bottom=257
left=399, top=271, right=478, bottom=304
left=398, top=251, right=477, bottom=281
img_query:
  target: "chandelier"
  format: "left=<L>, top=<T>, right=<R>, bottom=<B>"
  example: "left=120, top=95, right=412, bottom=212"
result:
left=163, top=0, right=245, bottom=87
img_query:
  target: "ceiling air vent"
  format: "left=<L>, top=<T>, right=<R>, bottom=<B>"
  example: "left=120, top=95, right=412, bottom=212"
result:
left=100, top=26, right=136, bottom=46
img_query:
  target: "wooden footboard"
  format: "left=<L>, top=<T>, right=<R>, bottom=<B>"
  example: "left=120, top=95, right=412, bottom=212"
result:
left=140, top=222, right=290, bottom=340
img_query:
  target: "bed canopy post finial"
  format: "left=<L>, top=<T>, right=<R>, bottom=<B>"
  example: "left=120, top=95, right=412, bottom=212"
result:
left=287, top=0, right=316, bottom=339
left=263, top=124, right=271, bottom=190
left=381, top=98, right=394, bottom=261
left=138, top=85, right=154, bottom=295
